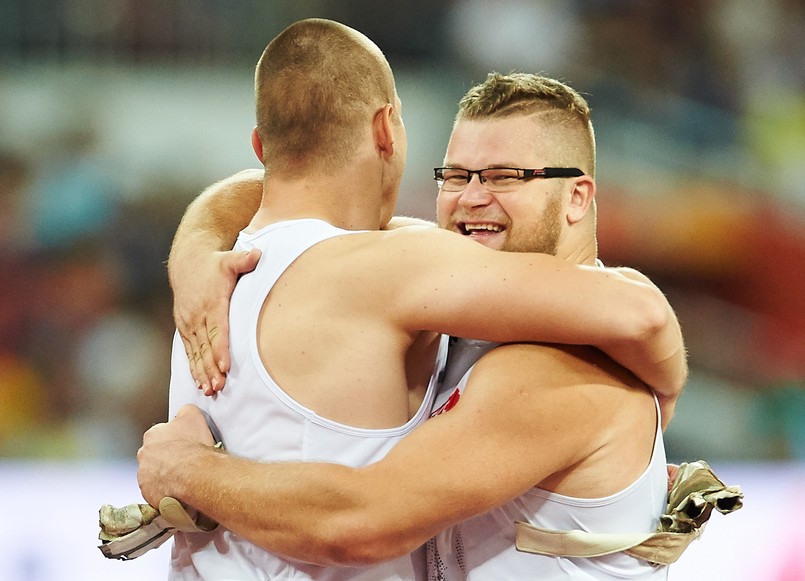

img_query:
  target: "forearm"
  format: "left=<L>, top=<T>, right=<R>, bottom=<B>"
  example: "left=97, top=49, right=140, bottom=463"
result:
left=460, top=257, right=687, bottom=408
left=138, top=396, right=540, bottom=568
left=597, top=274, right=688, bottom=422
left=168, top=169, right=263, bottom=286
left=400, top=237, right=684, bottom=380
left=607, top=317, right=687, bottom=428
left=169, top=445, right=425, bottom=566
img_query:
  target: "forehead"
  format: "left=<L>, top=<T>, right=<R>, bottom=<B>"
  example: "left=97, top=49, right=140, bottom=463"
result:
left=445, top=115, right=548, bottom=166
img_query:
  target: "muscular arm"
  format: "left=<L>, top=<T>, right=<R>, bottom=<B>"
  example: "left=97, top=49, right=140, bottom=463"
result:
left=370, top=227, right=686, bottom=411
left=139, top=344, right=637, bottom=566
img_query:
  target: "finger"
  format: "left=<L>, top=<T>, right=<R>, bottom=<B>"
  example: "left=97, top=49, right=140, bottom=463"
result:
left=187, top=330, right=211, bottom=393
left=170, top=406, right=216, bottom=447
left=179, top=332, right=205, bottom=391
left=206, top=299, right=230, bottom=379
left=228, top=248, right=261, bottom=276
left=175, top=403, right=199, bottom=418
left=179, top=335, right=194, bottom=377
left=212, top=249, right=260, bottom=376
left=197, top=337, right=224, bottom=394
left=175, top=303, right=209, bottom=389
left=205, top=249, right=259, bottom=378
left=666, top=463, right=680, bottom=491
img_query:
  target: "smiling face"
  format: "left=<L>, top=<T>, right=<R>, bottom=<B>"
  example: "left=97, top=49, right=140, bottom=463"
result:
left=436, top=114, right=570, bottom=254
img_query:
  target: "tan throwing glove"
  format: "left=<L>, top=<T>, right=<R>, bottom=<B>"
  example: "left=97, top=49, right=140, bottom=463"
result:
left=98, top=497, right=218, bottom=560
left=659, top=459, right=743, bottom=533
left=100, top=412, right=223, bottom=560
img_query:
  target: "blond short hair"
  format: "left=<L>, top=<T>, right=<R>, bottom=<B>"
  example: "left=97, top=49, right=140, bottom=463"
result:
left=254, top=19, right=397, bottom=173
left=458, top=72, right=596, bottom=176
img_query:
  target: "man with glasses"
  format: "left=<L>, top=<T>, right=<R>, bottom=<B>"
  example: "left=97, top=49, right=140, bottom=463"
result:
left=137, top=48, right=686, bottom=580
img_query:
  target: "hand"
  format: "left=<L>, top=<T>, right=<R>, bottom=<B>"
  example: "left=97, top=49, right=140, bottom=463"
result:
left=137, top=405, right=216, bottom=507
left=172, top=247, right=261, bottom=394
left=666, top=463, right=680, bottom=492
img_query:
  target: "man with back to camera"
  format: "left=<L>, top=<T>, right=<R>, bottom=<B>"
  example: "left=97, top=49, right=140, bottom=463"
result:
left=136, top=56, right=689, bottom=580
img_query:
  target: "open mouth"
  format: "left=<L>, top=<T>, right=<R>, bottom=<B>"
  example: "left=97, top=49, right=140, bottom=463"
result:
left=460, top=222, right=504, bottom=236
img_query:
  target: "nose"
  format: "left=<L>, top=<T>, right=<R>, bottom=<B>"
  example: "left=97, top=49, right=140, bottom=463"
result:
left=457, top=173, right=494, bottom=208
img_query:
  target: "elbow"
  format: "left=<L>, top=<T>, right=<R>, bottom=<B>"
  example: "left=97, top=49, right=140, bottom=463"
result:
left=229, top=168, right=265, bottom=187
left=632, top=285, right=689, bottom=396
left=631, top=285, right=670, bottom=343
left=313, top=516, right=419, bottom=566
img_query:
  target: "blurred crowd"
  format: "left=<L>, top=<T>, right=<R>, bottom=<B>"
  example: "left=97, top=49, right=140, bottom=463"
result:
left=0, top=0, right=803, bottom=461
left=0, top=142, right=186, bottom=457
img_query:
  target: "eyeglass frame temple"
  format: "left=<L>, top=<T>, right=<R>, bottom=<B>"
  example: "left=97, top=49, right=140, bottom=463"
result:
left=433, top=167, right=585, bottom=181
left=524, top=168, right=585, bottom=178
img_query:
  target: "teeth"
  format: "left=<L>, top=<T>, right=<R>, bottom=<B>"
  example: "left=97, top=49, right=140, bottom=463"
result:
left=464, top=223, right=502, bottom=233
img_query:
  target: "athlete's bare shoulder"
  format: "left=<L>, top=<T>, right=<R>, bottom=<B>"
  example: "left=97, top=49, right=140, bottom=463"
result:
left=473, top=342, right=645, bottom=392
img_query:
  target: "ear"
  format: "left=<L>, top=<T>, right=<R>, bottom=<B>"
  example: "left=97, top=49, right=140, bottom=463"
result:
left=251, top=127, right=265, bottom=164
left=372, top=104, right=395, bottom=159
left=566, top=175, right=596, bottom=224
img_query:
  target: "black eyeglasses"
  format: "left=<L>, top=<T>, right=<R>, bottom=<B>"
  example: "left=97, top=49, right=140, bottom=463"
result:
left=434, top=167, right=584, bottom=193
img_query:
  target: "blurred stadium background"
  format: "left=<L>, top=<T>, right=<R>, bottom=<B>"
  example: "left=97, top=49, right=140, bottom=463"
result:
left=0, top=1, right=802, bottom=579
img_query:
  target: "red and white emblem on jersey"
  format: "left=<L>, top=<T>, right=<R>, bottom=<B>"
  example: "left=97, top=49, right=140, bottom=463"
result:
left=430, top=387, right=461, bottom=417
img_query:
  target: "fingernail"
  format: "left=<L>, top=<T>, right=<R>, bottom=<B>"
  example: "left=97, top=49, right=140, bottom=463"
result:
left=211, top=378, right=219, bottom=391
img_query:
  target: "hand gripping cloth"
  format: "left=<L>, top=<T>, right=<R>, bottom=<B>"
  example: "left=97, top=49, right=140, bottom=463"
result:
left=98, top=433, right=223, bottom=561
left=98, top=496, right=218, bottom=560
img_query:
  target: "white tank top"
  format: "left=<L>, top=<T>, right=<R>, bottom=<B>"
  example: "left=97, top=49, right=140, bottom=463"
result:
left=427, top=341, right=669, bottom=581
left=168, top=219, right=449, bottom=581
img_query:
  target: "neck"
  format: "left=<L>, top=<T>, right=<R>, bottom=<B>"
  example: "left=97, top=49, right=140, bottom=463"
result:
left=562, top=239, right=599, bottom=266
left=557, top=213, right=599, bottom=265
left=557, top=226, right=599, bottom=266
left=247, top=169, right=393, bottom=232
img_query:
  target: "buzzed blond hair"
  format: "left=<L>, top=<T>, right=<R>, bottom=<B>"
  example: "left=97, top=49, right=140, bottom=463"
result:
left=458, top=72, right=596, bottom=176
left=254, top=19, right=397, bottom=174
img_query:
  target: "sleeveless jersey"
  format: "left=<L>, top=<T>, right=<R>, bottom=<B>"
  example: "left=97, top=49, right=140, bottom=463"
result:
left=427, top=339, right=669, bottom=580
left=167, top=218, right=449, bottom=581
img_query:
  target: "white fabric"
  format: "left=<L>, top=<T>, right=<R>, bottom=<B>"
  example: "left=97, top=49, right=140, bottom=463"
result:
left=427, top=341, right=669, bottom=580
left=168, top=219, right=448, bottom=581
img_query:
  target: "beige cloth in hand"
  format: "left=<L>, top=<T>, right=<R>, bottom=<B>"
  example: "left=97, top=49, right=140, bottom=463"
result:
left=98, top=497, right=217, bottom=560
left=515, top=460, right=744, bottom=566
left=99, top=417, right=223, bottom=561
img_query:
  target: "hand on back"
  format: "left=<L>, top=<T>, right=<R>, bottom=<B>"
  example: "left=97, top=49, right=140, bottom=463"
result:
left=172, top=247, right=261, bottom=394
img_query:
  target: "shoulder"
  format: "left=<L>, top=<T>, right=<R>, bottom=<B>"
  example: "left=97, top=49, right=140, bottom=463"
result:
left=322, top=227, right=493, bottom=278
left=605, top=265, right=657, bottom=288
left=321, top=225, right=468, bottom=255
left=472, top=343, right=641, bottom=389
left=465, top=343, right=652, bottom=428
left=374, top=226, right=476, bottom=252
